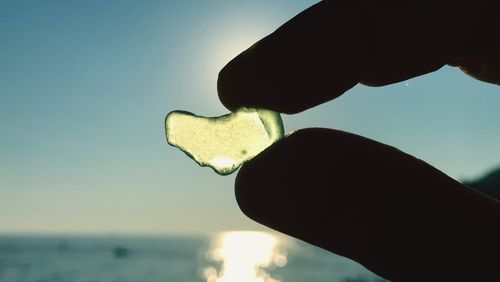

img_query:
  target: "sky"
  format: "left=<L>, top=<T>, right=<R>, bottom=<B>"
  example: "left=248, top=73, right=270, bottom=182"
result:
left=1, top=0, right=500, bottom=235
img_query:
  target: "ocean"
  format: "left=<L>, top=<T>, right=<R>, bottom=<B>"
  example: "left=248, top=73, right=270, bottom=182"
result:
left=0, top=231, right=385, bottom=282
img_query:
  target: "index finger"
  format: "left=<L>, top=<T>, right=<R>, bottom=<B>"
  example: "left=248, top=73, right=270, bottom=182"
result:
left=217, top=1, right=476, bottom=114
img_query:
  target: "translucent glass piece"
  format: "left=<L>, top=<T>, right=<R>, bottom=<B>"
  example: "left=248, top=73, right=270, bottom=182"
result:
left=165, top=108, right=284, bottom=175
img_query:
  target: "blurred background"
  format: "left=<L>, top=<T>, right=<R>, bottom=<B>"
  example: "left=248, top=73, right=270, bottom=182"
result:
left=1, top=0, right=499, bottom=281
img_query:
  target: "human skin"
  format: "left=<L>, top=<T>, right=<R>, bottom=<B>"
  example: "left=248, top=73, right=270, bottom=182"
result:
left=217, top=1, right=500, bottom=281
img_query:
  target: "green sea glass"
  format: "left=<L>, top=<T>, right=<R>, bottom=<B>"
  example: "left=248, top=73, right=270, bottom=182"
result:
left=165, top=108, right=284, bottom=175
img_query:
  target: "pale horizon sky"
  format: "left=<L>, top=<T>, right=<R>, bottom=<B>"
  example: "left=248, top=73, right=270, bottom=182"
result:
left=1, top=0, right=500, bottom=235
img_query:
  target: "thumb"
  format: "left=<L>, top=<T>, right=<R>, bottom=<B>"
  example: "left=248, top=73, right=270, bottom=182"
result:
left=235, top=128, right=500, bottom=281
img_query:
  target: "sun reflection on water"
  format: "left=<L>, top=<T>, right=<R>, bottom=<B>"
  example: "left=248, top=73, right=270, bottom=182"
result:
left=203, top=231, right=288, bottom=282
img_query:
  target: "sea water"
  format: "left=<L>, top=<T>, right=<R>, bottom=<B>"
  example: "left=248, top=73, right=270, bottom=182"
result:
left=0, top=233, right=384, bottom=282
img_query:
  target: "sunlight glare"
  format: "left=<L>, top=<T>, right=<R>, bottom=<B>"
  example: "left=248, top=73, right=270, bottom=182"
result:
left=204, top=231, right=287, bottom=282
left=198, top=22, right=272, bottom=110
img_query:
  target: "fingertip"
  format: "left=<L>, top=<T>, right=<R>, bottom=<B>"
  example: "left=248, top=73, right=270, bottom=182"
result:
left=217, top=48, right=254, bottom=112
left=234, top=134, right=288, bottom=225
left=234, top=155, right=261, bottom=221
left=217, top=1, right=363, bottom=114
left=217, top=38, right=307, bottom=114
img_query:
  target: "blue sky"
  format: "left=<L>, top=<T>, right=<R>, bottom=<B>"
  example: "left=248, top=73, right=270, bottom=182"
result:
left=1, top=0, right=499, bottom=235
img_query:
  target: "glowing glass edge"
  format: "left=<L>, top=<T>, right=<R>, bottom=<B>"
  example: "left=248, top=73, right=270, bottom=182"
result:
left=165, top=108, right=284, bottom=175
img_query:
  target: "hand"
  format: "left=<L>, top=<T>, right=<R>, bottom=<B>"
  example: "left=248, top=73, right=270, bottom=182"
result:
left=217, top=1, right=500, bottom=281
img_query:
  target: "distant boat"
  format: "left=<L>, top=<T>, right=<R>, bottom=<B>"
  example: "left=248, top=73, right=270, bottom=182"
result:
left=112, top=246, right=129, bottom=258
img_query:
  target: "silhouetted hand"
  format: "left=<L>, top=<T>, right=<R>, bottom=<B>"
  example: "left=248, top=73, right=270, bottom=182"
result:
left=217, top=1, right=500, bottom=281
